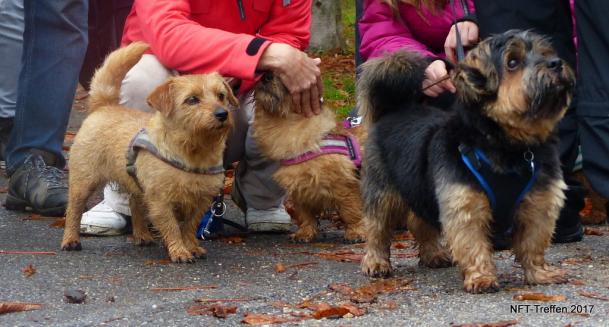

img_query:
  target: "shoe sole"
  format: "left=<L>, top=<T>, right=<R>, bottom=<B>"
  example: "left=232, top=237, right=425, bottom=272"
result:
left=80, top=225, right=127, bottom=236
left=248, top=222, right=292, bottom=233
left=4, top=194, right=65, bottom=217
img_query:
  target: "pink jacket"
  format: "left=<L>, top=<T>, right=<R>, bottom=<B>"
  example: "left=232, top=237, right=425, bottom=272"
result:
left=359, top=0, right=475, bottom=60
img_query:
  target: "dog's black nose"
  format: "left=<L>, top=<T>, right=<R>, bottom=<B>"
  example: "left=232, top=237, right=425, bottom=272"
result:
left=547, top=58, right=562, bottom=71
left=214, top=107, right=228, bottom=122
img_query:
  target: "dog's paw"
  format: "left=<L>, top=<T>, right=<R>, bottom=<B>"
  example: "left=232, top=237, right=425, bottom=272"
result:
left=361, top=254, right=392, bottom=278
left=419, top=250, right=454, bottom=268
left=290, top=229, right=316, bottom=243
left=525, top=264, right=568, bottom=285
left=343, top=230, right=366, bottom=244
left=61, top=240, right=82, bottom=251
left=463, top=275, right=500, bottom=294
left=169, top=249, right=196, bottom=263
left=133, top=236, right=155, bottom=247
left=189, top=246, right=208, bottom=259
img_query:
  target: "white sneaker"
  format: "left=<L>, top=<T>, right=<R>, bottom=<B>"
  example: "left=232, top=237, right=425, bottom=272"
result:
left=245, top=206, right=292, bottom=232
left=80, top=200, right=129, bottom=235
left=80, top=183, right=131, bottom=236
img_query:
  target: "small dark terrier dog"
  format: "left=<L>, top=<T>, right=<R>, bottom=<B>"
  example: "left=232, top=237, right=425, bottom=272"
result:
left=357, top=30, right=575, bottom=293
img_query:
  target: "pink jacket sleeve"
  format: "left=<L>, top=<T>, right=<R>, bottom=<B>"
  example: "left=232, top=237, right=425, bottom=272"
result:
left=359, top=0, right=436, bottom=60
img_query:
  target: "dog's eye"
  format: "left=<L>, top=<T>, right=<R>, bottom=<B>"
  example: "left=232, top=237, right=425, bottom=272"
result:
left=184, top=96, right=200, bottom=105
left=218, top=93, right=225, bottom=102
left=507, top=58, right=520, bottom=70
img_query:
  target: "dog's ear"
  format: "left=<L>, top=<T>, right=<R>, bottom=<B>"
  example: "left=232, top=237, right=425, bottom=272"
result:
left=454, top=57, right=499, bottom=104
left=222, top=80, right=239, bottom=107
left=147, top=79, right=174, bottom=117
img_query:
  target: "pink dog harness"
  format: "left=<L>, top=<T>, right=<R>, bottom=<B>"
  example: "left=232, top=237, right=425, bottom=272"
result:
left=280, top=133, right=362, bottom=167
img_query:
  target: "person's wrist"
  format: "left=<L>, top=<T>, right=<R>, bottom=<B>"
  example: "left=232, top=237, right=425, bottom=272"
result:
left=258, top=42, right=283, bottom=72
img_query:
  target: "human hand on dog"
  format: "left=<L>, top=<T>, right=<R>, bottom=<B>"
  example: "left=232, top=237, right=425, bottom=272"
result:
left=422, top=60, right=456, bottom=97
left=444, top=21, right=479, bottom=64
left=258, top=43, right=323, bottom=118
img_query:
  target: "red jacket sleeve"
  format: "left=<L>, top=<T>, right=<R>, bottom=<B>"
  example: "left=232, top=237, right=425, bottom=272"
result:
left=134, top=0, right=310, bottom=80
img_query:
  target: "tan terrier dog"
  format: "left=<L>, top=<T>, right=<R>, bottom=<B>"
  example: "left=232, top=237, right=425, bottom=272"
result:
left=61, top=42, right=238, bottom=263
left=252, top=73, right=366, bottom=243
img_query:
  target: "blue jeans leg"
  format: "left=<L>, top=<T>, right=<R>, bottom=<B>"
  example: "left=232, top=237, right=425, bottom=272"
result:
left=5, top=0, right=88, bottom=175
left=0, top=0, right=24, bottom=118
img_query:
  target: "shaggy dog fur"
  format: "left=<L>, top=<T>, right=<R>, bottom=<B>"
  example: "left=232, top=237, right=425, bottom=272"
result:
left=61, top=42, right=238, bottom=263
left=358, top=30, right=575, bottom=293
left=252, top=74, right=366, bottom=242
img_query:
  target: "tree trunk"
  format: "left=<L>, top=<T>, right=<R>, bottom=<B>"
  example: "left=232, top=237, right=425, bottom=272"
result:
left=309, top=0, right=344, bottom=51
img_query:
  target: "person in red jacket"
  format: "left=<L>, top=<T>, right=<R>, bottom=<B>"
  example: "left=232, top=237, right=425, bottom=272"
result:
left=80, top=0, right=322, bottom=235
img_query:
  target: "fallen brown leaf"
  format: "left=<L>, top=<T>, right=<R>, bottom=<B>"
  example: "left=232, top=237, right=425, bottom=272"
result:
left=513, top=292, right=566, bottom=302
left=311, top=306, right=350, bottom=319
left=0, top=302, right=42, bottom=315
left=330, top=278, right=415, bottom=304
left=150, top=285, right=218, bottom=292
left=195, top=297, right=259, bottom=303
left=339, top=303, right=367, bottom=316
left=0, top=250, right=56, bottom=255
left=560, top=255, right=593, bottom=265
left=578, top=291, right=609, bottom=301
left=451, top=320, right=518, bottom=327
left=569, top=279, right=586, bottom=286
left=218, top=235, right=245, bottom=244
left=241, top=312, right=306, bottom=325
left=314, top=249, right=363, bottom=263
left=584, top=227, right=605, bottom=236
left=49, top=218, right=65, bottom=228
left=187, top=304, right=237, bottom=318
left=274, top=263, right=286, bottom=273
left=393, top=231, right=415, bottom=241
left=22, top=264, right=36, bottom=277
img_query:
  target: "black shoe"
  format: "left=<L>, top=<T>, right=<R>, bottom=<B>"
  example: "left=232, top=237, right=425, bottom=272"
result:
left=552, top=179, right=585, bottom=244
left=4, top=154, right=67, bottom=216
left=0, top=117, right=13, bottom=160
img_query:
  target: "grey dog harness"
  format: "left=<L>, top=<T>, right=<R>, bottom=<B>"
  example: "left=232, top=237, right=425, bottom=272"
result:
left=126, top=129, right=225, bottom=189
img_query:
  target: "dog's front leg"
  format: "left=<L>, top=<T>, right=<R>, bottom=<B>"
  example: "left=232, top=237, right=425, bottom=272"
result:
left=147, top=199, right=195, bottom=263
left=129, top=195, right=155, bottom=246
left=439, top=184, right=498, bottom=293
left=513, top=179, right=568, bottom=285
left=180, top=205, right=208, bottom=259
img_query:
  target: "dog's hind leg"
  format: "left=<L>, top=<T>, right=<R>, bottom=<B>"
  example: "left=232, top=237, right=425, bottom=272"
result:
left=513, top=179, right=568, bottom=285
left=146, top=199, right=195, bottom=263
left=360, top=147, right=407, bottom=278
left=129, top=194, right=155, bottom=246
left=290, top=200, right=319, bottom=242
left=438, top=183, right=498, bottom=293
left=334, top=178, right=366, bottom=243
left=61, top=175, right=100, bottom=251
left=407, top=213, right=452, bottom=268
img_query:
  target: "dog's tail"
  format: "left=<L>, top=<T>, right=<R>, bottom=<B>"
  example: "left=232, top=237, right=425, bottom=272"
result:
left=357, top=51, right=428, bottom=124
left=88, top=42, right=149, bottom=110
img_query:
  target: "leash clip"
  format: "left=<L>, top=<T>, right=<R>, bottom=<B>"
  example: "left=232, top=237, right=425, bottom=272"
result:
left=523, top=149, right=535, bottom=172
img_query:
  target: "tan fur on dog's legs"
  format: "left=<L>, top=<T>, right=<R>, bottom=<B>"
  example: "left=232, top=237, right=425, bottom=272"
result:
left=61, top=178, right=100, bottom=250
left=180, top=206, right=208, bottom=258
left=290, top=201, right=319, bottom=242
left=407, top=213, right=452, bottom=268
left=129, top=195, right=154, bottom=246
left=335, top=181, right=366, bottom=242
left=361, top=191, right=406, bottom=278
left=513, top=179, right=567, bottom=285
left=146, top=199, right=195, bottom=263
left=439, top=184, right=498, bottom=293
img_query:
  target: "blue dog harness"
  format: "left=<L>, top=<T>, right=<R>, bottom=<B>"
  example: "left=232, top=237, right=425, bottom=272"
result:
left=459, top=144, right=539, bottom=239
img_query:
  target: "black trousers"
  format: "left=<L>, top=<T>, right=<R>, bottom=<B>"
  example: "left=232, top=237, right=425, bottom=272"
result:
left=574, top=0, right=609, bottom=200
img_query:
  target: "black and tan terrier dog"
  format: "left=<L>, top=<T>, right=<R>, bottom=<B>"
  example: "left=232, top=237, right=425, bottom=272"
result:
left=253, top=74, right=366, bottom=242
left=61, top=42, right=238, bottom=263
left=357, top=30, right=575, bottom=293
